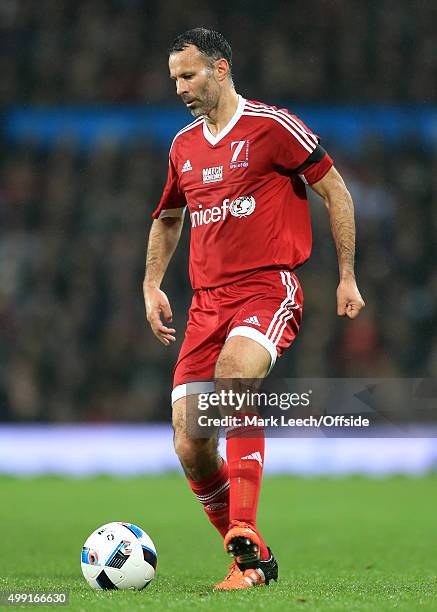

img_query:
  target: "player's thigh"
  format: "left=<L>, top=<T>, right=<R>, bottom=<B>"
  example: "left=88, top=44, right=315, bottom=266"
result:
left=218, top=269, right=303, bottom=381
left=214, top=335, right=270, bottom=379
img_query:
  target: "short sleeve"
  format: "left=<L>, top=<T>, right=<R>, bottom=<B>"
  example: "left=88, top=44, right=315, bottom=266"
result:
left=152, top=153, right=186, bottom=219
left=271, top=110, right=333, bottom=185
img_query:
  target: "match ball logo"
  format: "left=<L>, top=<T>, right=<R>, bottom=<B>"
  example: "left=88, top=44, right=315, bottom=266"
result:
left=229, top=195, right=256, bottom=218
left=120, top=540, right=133, bottom=555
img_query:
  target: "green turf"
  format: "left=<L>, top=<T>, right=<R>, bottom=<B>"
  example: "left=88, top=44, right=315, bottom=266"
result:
left=0, top=474, right=436, bottom=611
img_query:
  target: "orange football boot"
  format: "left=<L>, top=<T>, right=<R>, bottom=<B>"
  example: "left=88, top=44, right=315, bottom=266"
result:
left=223, top=521, right=261, bottom=566
left=213, top=551, right=279, bottom=590
left=214, top=563, right=268, bottom=590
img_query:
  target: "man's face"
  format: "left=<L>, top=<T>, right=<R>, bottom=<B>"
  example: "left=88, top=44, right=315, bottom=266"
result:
left=169, top=45, right=220, bottom=117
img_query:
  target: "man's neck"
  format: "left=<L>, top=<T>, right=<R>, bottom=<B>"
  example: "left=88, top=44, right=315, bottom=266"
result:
left=204, top=89, right=239, bottom=137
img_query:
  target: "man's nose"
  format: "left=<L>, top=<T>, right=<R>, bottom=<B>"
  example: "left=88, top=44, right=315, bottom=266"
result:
left=176, top=80, right=187, bottom=96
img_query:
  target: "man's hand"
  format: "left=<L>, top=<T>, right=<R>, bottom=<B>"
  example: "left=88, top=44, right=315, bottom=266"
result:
left=144, top=285, right=176, bottom=345
left=336, top=276, right=365, bottom=319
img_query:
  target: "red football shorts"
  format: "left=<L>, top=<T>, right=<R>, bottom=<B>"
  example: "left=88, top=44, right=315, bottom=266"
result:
left=171, top=268, right=303, bottom=404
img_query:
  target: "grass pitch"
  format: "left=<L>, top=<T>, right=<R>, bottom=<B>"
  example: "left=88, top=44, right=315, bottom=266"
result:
left=0, top=474, right=436, bottom=611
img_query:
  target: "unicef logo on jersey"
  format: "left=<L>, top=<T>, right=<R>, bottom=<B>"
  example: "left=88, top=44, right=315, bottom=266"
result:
left=229, top=196, right=256, bottom=218
left=190, top=196, right=256, bottom=228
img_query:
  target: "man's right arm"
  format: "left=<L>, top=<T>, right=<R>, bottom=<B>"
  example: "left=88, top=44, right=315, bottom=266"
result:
left=143, top=215, right=184, bottom=345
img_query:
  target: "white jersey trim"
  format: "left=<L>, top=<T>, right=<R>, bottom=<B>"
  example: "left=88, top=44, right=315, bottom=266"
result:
left=245, top=101, right=318, bottom=148
left=266, top=271, right=299, bottom=346
left=202, top=95, right=246, bottom=146
left=243, top=110, right=316, bottom=154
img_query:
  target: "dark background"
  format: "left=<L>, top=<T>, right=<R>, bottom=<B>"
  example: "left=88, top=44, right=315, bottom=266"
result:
left=0, top=0, right=435, bottom=422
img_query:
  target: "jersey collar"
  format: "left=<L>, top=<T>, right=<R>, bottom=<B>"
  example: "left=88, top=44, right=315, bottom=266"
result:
left=202, top=95, right=246, bottom=146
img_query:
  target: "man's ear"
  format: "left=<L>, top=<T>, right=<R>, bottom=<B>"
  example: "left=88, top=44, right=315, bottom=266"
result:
left=215, top=58, right=230, bottom=82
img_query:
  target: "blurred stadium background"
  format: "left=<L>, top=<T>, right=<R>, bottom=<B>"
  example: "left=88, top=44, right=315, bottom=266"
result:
left=0, top=0, right=436, bottom=475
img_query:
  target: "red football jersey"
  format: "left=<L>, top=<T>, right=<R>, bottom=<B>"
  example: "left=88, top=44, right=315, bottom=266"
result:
left=152, top=96, right=333, bottom=289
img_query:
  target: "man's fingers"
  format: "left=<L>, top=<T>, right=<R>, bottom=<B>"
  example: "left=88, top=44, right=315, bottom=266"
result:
left=156, top=323, right=176, bottom=334
left=157, top=335, right=174, bottom=345
left=159, top=332, right=176, bottom=345
left=154, top=320, right=176, bottom=344
left=161, top=301, right=173, bottom=322
left=337, top=303, right=364, bottom=318
left=337, top=282, right=365, bottom=318
left=159, top=329, right=176, bottom=340
left=345, top=305, right=359, bottom=319
left=342, top=300, right=365, bottom=319
left=148, top=312, right=175, bottom=333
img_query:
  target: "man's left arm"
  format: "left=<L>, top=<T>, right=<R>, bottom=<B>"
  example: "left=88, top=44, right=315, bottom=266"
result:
left=310, top=166, right=365, bottom=319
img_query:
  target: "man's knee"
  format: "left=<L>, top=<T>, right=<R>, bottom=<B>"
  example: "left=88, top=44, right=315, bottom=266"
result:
left=173, top=429, right=197, bottom=464
left=173, top=428, right=217, bottom=463
left=172, top=396, right=218, bottom=469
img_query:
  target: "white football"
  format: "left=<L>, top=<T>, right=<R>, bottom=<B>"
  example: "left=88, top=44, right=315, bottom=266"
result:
left=81, top=522, right=157, bottom=590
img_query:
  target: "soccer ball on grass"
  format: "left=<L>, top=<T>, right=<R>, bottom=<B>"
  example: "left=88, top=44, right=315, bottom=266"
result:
left=81, top=522, right=157, bottom=590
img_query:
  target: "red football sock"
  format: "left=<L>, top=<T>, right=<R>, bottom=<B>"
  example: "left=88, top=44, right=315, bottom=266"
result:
left=226, top=418, right=270, bottom=560
left=187, top=459, right=230, bottom=538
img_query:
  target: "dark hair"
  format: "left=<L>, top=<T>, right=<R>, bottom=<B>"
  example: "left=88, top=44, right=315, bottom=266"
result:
left=168, top=28, right=232, bottom=70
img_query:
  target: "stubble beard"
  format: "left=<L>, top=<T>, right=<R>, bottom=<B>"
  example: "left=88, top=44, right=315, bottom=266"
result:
left=189, top=77, right=218, bottom=118
left=189, top=106, right=204, bottom=118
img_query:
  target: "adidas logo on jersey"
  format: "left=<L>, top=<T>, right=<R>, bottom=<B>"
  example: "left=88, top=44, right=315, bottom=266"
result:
left=243, top=315, right=261, bottom=326
left=182, top=159, right=192, bottom=173
left=241, top=452, right=263, bottom=466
